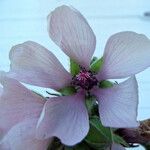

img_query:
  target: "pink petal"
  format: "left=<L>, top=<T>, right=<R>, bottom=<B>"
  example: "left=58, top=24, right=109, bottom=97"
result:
left=0, top=74, right=45, bottom=133
left=8, top=41, right=71, bottom=90
left=36, top=93, right=89, bottom=146
left=98, top=32, right=150, bottom=80
left=48, top=5, right=96, bottom=68
left=0, top=119, right=50, bottom=150
left=95, top=77, right=139, bottom=128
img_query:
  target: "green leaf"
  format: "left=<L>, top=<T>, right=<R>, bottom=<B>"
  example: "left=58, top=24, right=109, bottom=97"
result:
left=85, top=116, right=128, bottom=149
left=85, top=142, right=109, bottom=150
left=89, top=116, right=112, bottom=141
left=90, top=57, right=103, bottom=73
left=113, top=134, right=129, bottom=147
left=58, top=86, right=76, bottom=96
left=99, top=80, right=114, bottom=88
left=75, top=143, right=91, bottom=150
left=85, top=116, right=112, bottom=149
left=70, top=59, right=80, bottom=76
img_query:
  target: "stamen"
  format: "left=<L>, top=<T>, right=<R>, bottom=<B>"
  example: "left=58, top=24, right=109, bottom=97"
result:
left=72, top=68, right=98, bottom=90
left=76, top=71, right=91, bottom=83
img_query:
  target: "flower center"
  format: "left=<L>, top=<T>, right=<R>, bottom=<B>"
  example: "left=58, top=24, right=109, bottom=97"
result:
left=72, top=68, right=98, bottom=90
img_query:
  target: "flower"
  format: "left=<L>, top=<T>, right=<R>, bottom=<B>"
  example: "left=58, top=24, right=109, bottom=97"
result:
left=7, top=5, right=150, bottom=146
left=0, top=72, right=51, bottom=150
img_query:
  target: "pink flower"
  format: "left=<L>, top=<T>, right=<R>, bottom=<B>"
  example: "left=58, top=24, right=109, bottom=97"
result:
left=7, top=5, right=150, bottom=146
left=0, top=72, right=51, bottom=150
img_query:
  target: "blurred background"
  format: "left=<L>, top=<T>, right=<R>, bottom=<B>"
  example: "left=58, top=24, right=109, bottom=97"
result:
left=0, top=0, right=150, bottom=149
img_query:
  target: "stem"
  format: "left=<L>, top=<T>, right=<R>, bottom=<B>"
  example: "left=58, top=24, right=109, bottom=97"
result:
left=110, top=128, right=114, bottom=144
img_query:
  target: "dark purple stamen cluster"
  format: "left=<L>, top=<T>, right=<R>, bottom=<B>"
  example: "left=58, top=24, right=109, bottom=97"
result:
left=72, top=68, right=98, bottom=90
